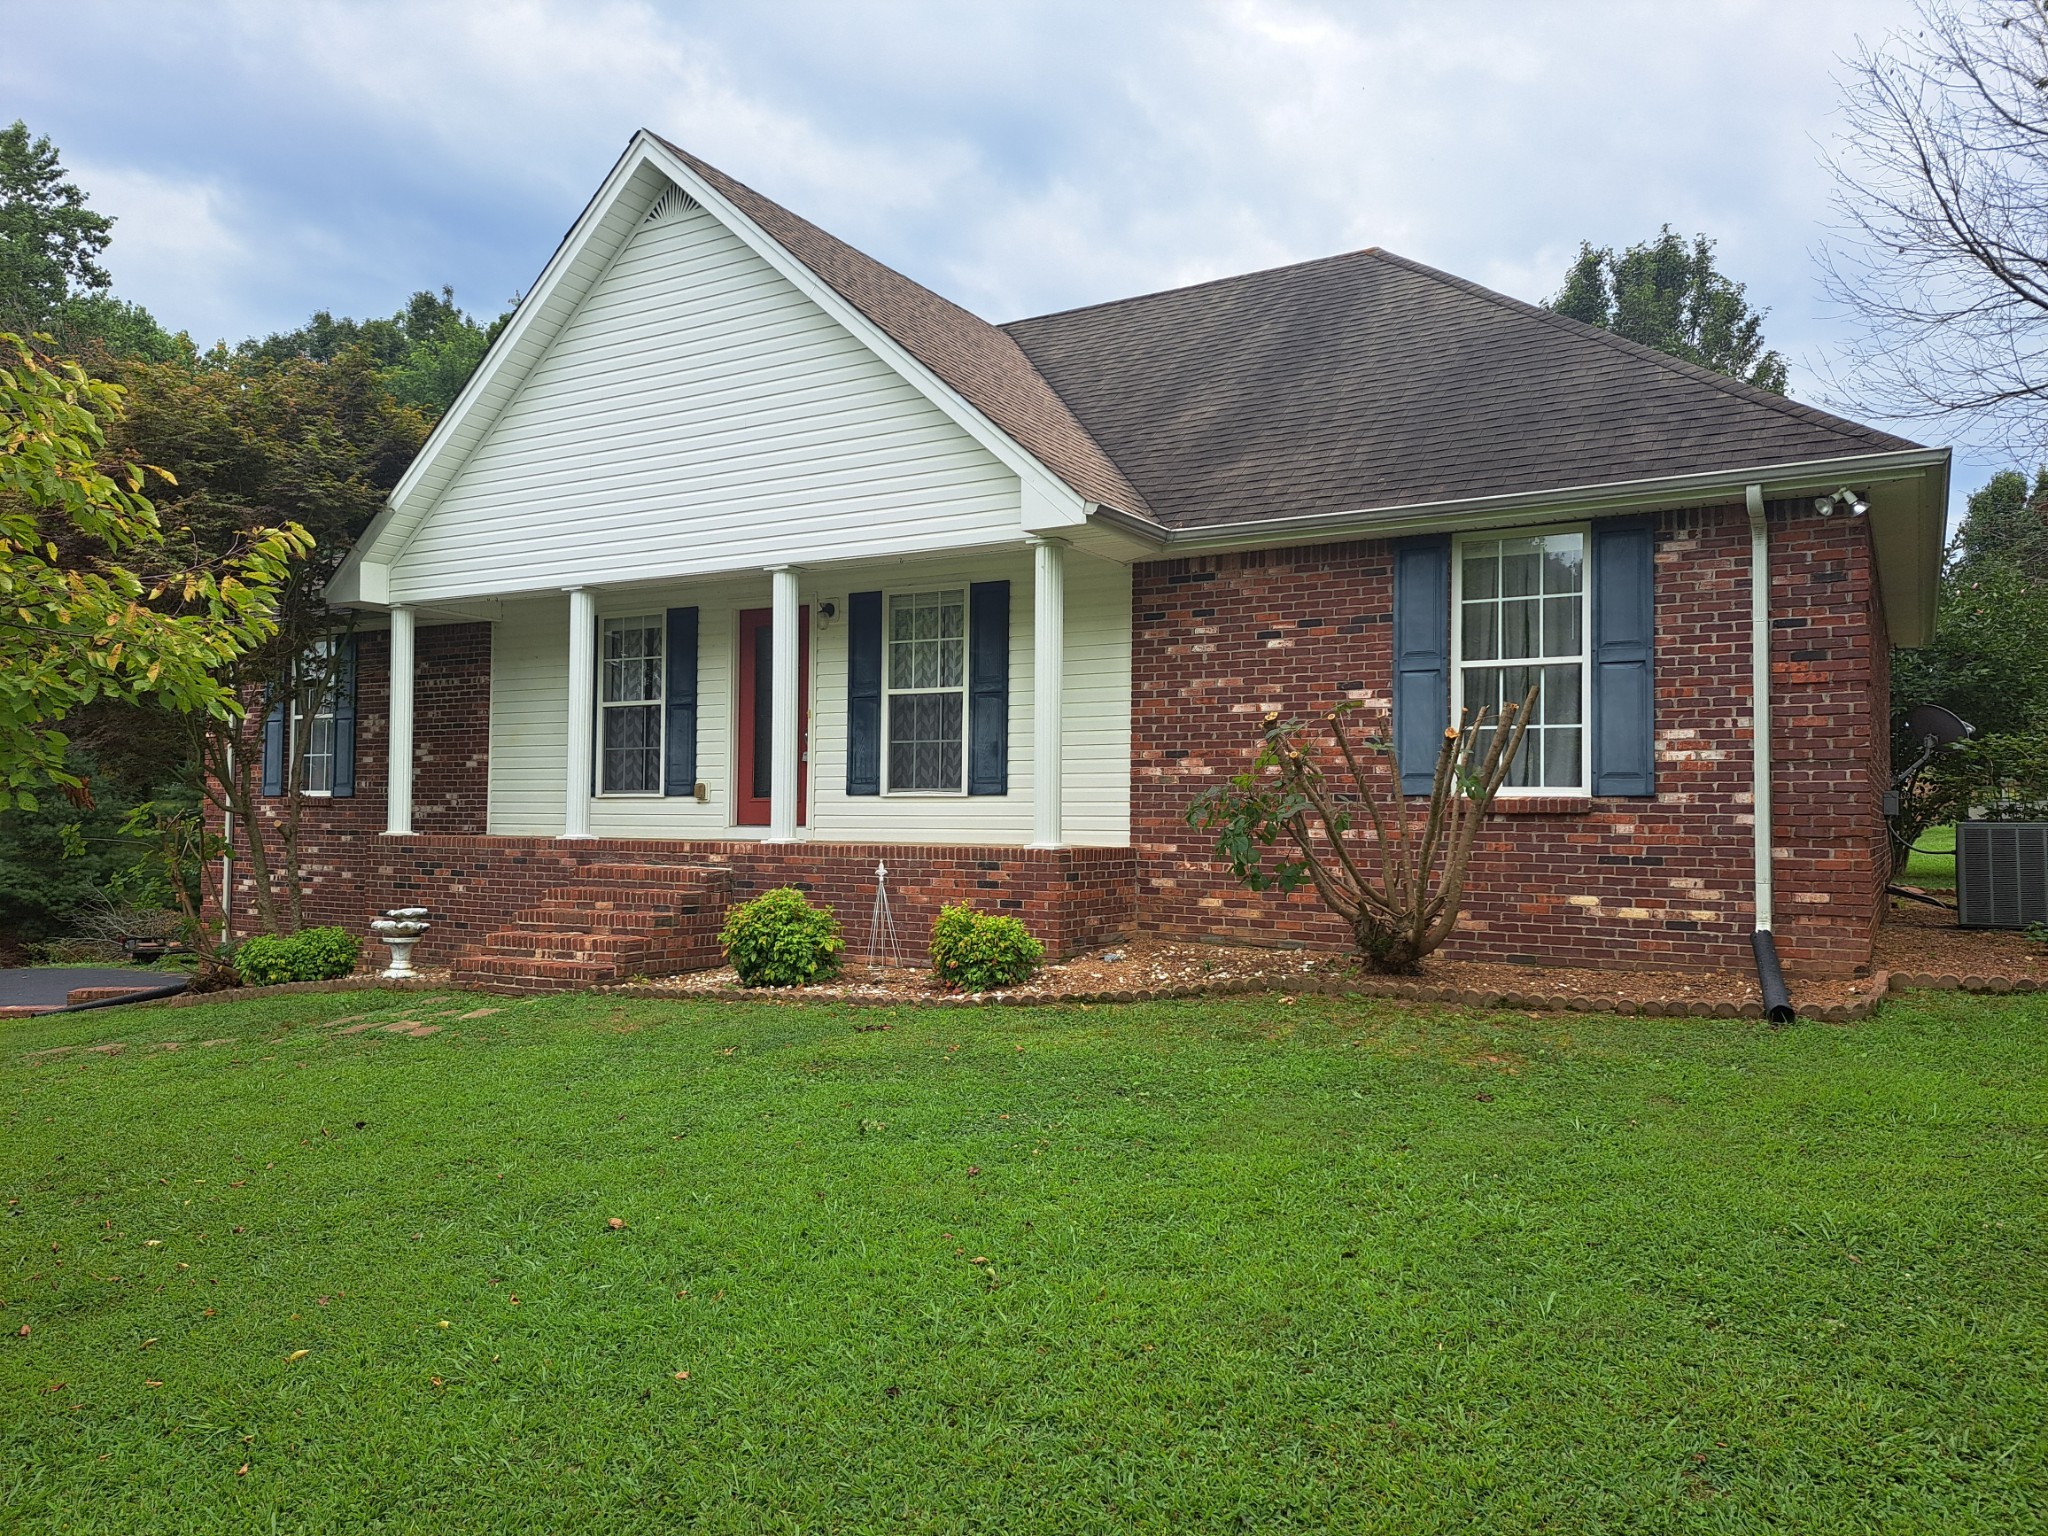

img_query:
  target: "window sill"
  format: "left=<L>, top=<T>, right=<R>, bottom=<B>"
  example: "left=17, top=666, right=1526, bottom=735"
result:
left=1485, top=796, right=1593, bottom=816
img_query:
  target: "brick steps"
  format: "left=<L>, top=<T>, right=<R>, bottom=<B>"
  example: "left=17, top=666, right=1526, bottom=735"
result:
left=452, top=863, right=728, bottom=992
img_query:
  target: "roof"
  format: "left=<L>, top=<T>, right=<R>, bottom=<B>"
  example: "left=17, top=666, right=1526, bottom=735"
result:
left=999, top=248, right=1925, bottom=530
left=651, top=135, right=1154, bottom=520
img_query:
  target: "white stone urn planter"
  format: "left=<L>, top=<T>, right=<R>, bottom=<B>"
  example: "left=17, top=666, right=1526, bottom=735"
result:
left=370, top=908, right=430, bottom=979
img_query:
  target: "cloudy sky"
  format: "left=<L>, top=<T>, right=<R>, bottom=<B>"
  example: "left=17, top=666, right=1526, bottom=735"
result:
left=5, top=0, right=1994, bottom=497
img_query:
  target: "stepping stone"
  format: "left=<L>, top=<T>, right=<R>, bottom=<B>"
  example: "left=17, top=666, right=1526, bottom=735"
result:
left=334, top=1022, right=381, bottom=1036
left=378, top=1021, right=422, bottom=1033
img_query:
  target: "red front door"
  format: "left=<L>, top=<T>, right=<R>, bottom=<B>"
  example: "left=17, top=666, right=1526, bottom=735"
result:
left=735, top=607, right=808, bottom=827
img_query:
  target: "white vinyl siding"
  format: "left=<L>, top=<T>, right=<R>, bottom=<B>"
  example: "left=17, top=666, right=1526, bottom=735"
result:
left=484, top=553, right=1132, bottom=846
left=387, top=193, right=1023, bottom=605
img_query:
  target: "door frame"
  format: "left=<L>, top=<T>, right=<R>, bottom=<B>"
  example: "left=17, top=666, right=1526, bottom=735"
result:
left=735, top=606, right=809, bottom=827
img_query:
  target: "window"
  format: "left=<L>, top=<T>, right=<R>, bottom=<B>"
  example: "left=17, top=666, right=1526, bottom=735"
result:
left=600, top=616, right=664, bottom=794
left=1453, top=530, right=1587, bottom=792
left=300, top=637, right=337, bottom=795
left=885, top=589, right=965, bottom=792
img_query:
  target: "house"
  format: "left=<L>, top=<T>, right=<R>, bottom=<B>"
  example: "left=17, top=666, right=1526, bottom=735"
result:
left=238, top=130, right=1948, bottom=988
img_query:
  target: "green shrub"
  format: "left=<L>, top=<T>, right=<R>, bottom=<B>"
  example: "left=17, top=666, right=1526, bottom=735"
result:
left=929, top=904, right=1045, bottom=991
left=720, top=888, right=843, bottom=988
left=232, top=926, right=362, bottom=987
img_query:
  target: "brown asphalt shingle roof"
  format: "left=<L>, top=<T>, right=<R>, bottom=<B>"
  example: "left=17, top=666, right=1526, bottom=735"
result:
left=658, top=136, right=1920, bottom=532
left=1002, top=250, right=1923, bottom=529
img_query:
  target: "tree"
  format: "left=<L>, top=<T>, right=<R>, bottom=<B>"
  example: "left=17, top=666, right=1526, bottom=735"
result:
left=1549, top=227, right=1789, bottom=392
left=1822, top=1, right=2048, bottom=451
left=0, top=121, right=113, bottom=337
left=0, top=332, right=310, bottom=810
left=104, top=345, right=431, bottom=929
left=240, top=286, right=506, bottom=416
left=1186, top=694, right=1534, bottom=974
left=1890, top=468, right=2048, bottom=861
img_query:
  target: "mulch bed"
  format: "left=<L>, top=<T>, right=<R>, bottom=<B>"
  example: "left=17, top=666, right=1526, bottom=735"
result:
left=21, top=905, right=2034, bottom=1023
left=608, top=939, right=1891, bottom=1020
left=1879, top=897, right=2048, bottom=991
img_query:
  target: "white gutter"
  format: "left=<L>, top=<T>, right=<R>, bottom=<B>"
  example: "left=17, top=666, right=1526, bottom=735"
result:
left=1088, top=447, right=1947, bottom=552
left=1746, top=483, right=1773, bottom=934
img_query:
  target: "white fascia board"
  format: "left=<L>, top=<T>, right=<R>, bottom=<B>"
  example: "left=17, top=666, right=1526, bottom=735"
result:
left=638, top=136, right=1091, bottom=528
left=327, top=140, right=669, bottom=604
left=1093, top=448, right=1951, bottom=551
left=1095, top=445, right=1951, bottom=644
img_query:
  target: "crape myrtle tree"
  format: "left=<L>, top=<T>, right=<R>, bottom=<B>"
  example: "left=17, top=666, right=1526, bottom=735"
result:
left=1187, top=693, right=1535, bottom=974
left=1548, top=226, right=1789, bottom=393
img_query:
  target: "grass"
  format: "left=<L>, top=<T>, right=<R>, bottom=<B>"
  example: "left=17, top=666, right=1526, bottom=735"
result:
left=1901, top=822, right=1958, bottom=889
left=3, top=987, right=2043, bottom=1534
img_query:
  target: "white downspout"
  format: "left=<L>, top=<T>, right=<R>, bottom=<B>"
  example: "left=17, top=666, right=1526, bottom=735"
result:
left=1746, top=484, right=1773, bottom=933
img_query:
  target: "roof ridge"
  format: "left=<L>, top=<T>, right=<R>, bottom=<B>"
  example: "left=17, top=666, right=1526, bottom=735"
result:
left=1000, top=247, right=1382, bottom=330
left=1359, top=249, right=1921, bottom=453
left=647, top=132, right=1157, bottom=519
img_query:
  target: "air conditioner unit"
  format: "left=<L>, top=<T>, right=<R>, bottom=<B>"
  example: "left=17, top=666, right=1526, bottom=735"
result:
left=1956, top=822, right=2048, bottom=929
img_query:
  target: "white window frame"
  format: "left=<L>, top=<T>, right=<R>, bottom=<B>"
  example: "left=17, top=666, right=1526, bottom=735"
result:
left=297, top=636, right=337, bottom=798
left=597, top=613, right=665, bottom=798
left=880, top=586, right=970, bottom=798
left=1449, top=523, right=1591, bottom=798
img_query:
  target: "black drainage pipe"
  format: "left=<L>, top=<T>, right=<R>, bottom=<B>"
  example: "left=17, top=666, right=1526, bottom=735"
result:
left=48, top=978, right=190, bottom=1014
left=1749, top=930, right=1795, bottom=1024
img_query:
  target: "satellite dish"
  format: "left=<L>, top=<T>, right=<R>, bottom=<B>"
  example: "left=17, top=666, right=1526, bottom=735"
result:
left=1899, top=704, right=1974, bottom=749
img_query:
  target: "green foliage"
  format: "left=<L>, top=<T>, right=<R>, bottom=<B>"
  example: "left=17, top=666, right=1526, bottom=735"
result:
left=0, top=121, right=112, bottom=337
left=230, top=925, right=360, bottom=987
left=1549, top=226, right=1788, bottom=392
left=719, top=887, right=844, bottom=988
left=928, top=904, right=1045, bottom=990
left=239, top=286, right=507, bottom=417
left=2, top=986, right=2045, bottom=1529
left=0, top=333, right=313, bottom=809
left=1892, top=471, right=2048, bottom=855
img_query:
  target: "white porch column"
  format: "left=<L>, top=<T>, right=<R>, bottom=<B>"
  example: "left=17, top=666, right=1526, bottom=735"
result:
left=767, top=565, right=802, bottom=843
left=384, top=603, right=416, bottom=836
left=562, top=586, right=596, bottom=840
left=1029, top=536, right=1065, bottom=848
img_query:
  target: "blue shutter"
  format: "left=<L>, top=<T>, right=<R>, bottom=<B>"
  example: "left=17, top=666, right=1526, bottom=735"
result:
left=1591, top=517, right=1656, bottom=796
left=663, top=606, right=699, bottom=796
left=329, top=636, right=358, bottom=799
left=846, top=591, right=882, bottom=796
left=1392, top=535, right=1451, bottom=795
left=968, top=580, right=1009, bottom=796
left=260, top=696, right=287, bottom=797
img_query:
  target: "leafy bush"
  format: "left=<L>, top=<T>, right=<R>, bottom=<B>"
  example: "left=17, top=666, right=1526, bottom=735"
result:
left=929, top=904, right=1045, bottom=991
left=232, top=926, right=362, bottom=987
left=720, top=888, right=843, bottom=988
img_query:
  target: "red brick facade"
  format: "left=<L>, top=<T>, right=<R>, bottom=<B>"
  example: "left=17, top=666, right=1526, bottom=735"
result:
left=1130, top=501, right=1888, bottom=976
left=231, top=501, right=1889, bottom=979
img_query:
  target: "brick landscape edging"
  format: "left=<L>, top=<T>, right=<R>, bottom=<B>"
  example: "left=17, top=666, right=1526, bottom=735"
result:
left=599, top=968, right=1896, bottom=1022
left=1886, top=970, right=2044, bottom=995
left=108, top=964, right=1902, bottom=1022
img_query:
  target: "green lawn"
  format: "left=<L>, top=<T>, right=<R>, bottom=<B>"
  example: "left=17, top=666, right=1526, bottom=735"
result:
left=1902, top=823, right=1958, bottom=889
left=3, top=988, right=2043, bottom=1534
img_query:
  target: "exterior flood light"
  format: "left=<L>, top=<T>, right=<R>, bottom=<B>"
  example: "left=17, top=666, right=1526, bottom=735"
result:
left=1813, top=487, right=1870, bottom=517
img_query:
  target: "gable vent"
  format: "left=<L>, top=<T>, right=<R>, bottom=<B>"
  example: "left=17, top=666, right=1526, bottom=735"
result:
left=644, top=185, right=701, bottom=224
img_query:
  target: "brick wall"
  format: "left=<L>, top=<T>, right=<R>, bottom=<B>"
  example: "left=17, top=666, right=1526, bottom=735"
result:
left=230, top=500, right=1890, bottom=979
left=224, top=622, right=1133, bottom=962
left=1130, top=502, right=1888, bottom=977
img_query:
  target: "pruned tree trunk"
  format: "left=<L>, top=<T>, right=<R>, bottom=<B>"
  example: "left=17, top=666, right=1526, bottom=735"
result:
left=1187, top=692, right=1536, bottom=974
